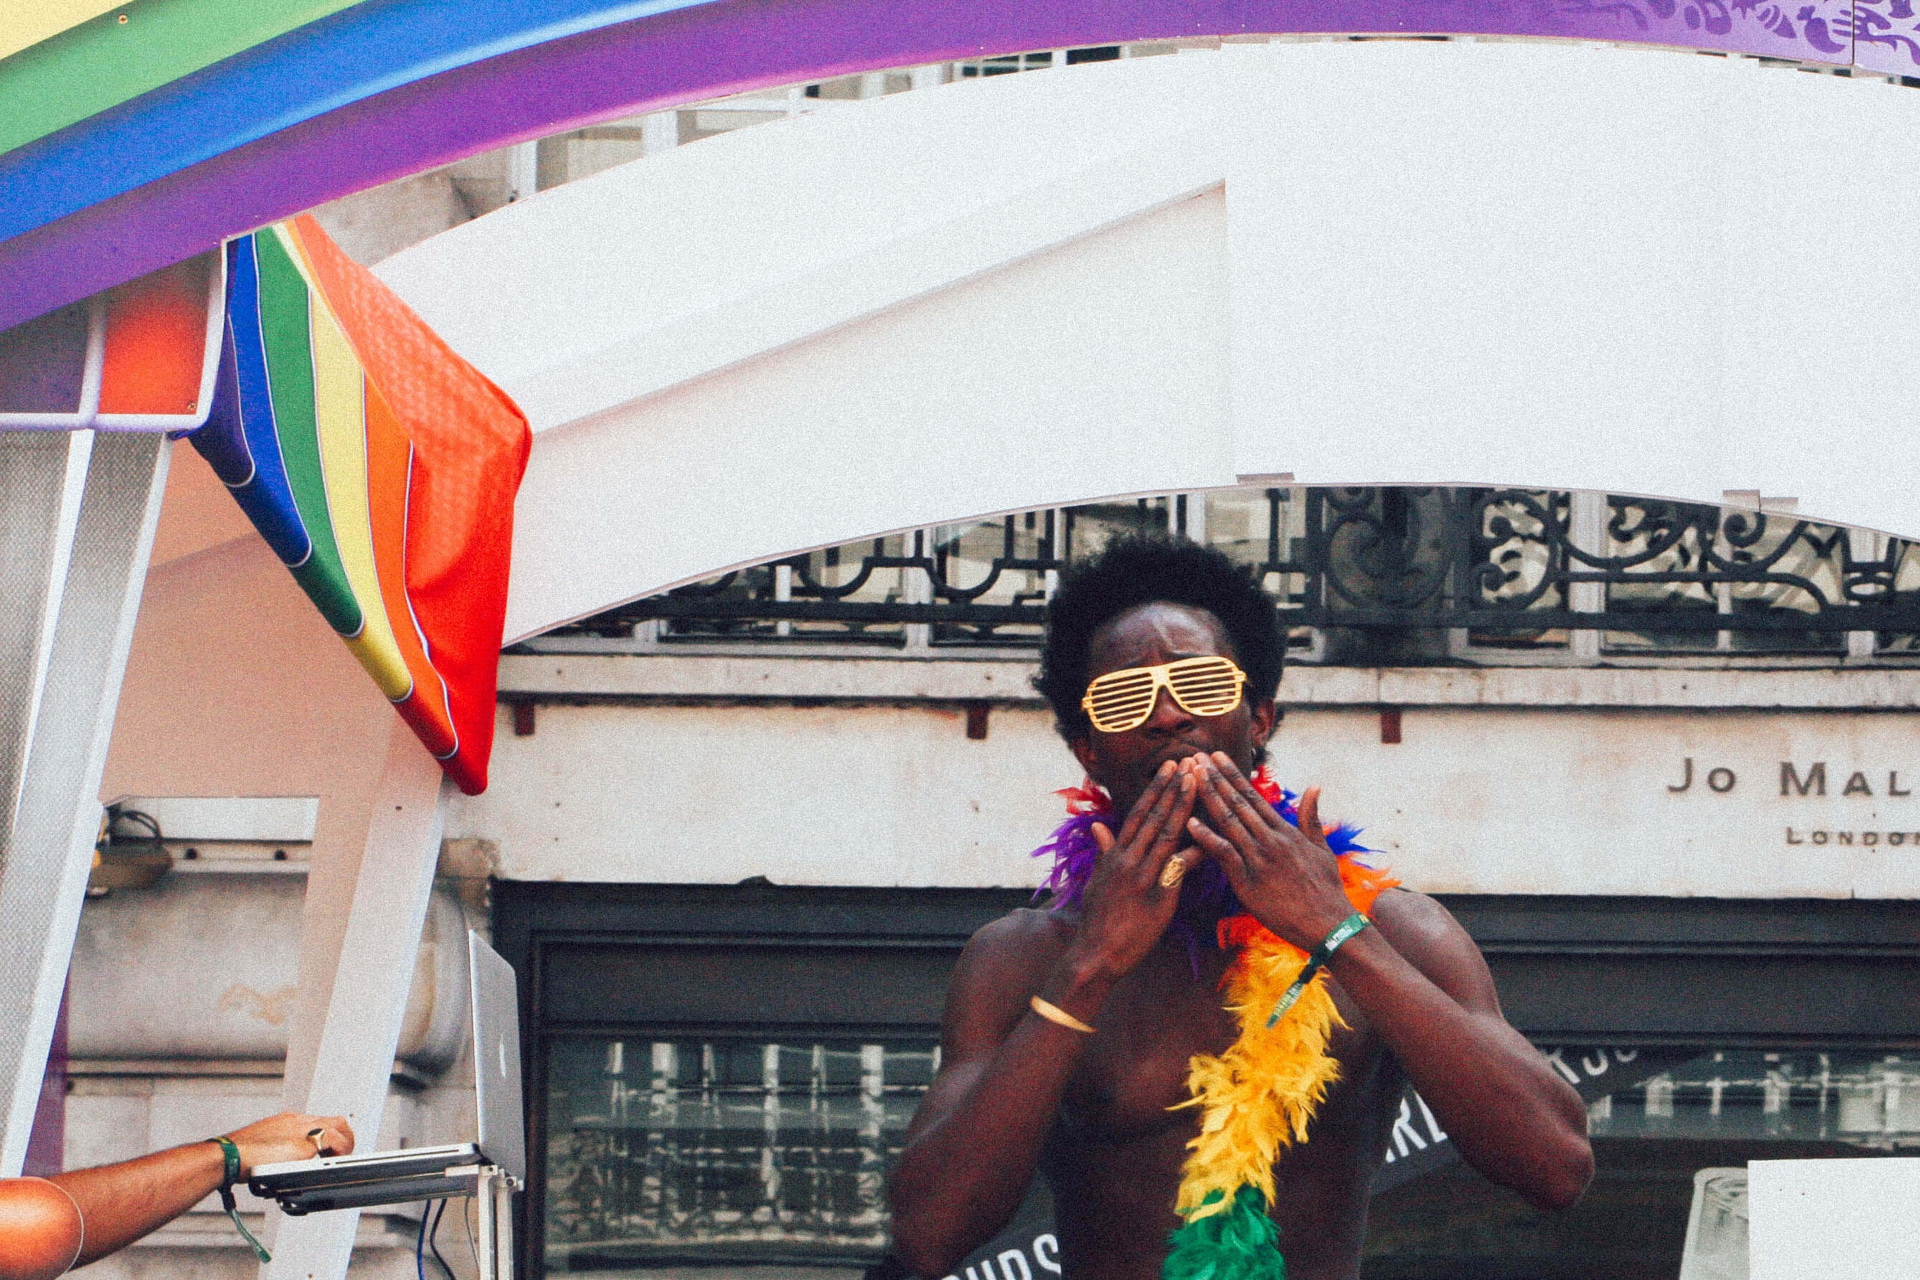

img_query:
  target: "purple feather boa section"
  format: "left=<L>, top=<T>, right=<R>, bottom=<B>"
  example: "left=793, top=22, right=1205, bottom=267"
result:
left=1031, top=782, right=1370, bottom=963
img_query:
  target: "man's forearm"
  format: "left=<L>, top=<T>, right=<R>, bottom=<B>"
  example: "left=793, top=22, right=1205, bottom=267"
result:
left=891, top=966, right=1112, bottom=1276
left=51, top=1140, right=227, bottom=1265
left=1326, top=931, right=1592, bottom=1208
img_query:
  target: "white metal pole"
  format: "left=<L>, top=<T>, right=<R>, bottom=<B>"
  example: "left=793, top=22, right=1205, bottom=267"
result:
left=494, top=1172, right=515, bottom=1280
left=265, top=722, right=451, bottom=1280
left=1568, top=489, right=1605, bottom=662
left=0, top=431, right=169, bottom=1172
left=476, top=1168, right=498, bottom=1280
left=0, top=433, right=78, bottom=868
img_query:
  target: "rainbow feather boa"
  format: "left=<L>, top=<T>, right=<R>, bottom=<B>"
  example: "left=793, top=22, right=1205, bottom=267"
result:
left=1032, top=768, right=1398, bottom=1280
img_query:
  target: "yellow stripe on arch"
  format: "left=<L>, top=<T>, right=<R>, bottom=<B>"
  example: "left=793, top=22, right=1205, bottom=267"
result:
left=298, top=242, right=414, bottom=701
left=1, top=0, right=124, bottom=60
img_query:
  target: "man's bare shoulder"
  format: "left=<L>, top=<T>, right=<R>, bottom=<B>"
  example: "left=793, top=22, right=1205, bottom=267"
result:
left=938, top=907, right=1078, bottom=1049
left=1366, top=887, right=1500, bottom=1010
left=959, top=905, right=1076, bottom=976
left=1369, top=886, right=1465, bottom=950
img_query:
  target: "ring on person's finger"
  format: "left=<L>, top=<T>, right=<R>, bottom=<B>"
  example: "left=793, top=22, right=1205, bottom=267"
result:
left=1159, top=855, right=1190, bottom=889
left=307, top=1127, right=328, bottom=1153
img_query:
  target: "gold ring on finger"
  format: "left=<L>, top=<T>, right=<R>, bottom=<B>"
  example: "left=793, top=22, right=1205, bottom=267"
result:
left=1159, top=856, right=1190, bottom=889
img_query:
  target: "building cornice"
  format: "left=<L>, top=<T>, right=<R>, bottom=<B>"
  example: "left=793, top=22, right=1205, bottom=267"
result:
left=497, top=653, right=1920, bottom=710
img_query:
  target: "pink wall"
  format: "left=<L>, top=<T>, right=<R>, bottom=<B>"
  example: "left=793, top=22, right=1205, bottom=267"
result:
left=101, top=445, right=396, bottom=820
left=98, top=445, right=406, bottom=1077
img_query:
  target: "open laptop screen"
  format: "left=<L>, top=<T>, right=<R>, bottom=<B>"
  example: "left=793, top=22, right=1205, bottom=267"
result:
left=470, top=930, right=527, bottom=1183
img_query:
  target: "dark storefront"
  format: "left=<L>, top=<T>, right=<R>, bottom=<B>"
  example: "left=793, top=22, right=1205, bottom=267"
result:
left=495, top=883, right=1920, bottom=1279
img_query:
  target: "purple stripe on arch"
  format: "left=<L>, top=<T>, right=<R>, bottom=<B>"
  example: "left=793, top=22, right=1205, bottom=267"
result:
left=0, top=0, right=1856, bottom=333
left=0, top=0, right=716, bottom=244
left=0, top=302, right=89, bottom=412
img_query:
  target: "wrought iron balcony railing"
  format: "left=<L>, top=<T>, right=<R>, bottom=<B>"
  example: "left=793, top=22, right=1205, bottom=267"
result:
left=533, top=487, right=1920, bottom=662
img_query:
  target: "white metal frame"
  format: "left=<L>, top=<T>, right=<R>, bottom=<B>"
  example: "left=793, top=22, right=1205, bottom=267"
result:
left=0, top=431, right=171, bottom=1173
left=265, top=722, right=452, bottom=1278
left=470, top=1165, right=519, bottom=1280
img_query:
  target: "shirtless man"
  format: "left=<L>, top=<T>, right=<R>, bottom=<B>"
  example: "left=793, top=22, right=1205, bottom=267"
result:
left=888, top=536, right=1592, bottom=1280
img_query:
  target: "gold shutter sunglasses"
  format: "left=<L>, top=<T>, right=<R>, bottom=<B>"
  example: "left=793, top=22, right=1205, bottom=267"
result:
left=1079, top=655, right=1249, bottom=735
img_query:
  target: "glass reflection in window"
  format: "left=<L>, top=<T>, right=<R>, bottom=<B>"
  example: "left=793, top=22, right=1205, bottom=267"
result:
left=545, top=1037, right=939, bottom=1271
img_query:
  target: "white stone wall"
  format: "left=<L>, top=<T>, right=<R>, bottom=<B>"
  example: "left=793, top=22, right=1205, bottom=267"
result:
left=452, top=655, right=1920, bottom=899
left=67, top=652, right=1920, bottom=1280
left=451, top=699, right=1074, bottom=888
left=1268, top=707, right=1920, bottom=899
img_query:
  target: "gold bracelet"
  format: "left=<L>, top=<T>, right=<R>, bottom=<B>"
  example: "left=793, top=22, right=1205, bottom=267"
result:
left=1029, top=994, right=1096, bottom=1035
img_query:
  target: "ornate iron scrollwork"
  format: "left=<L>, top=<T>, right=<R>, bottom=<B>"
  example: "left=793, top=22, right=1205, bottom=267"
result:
left=546, top=487, right=1920, bottom=654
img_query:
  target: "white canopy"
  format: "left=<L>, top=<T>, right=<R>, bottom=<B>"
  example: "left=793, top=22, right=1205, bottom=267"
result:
left=374, top=40, right=1920, bottom=642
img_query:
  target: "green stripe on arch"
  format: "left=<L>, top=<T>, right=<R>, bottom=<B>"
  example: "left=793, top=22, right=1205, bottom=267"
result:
left=252, top=228, right=364, bottom=637
left=0, top=0, right=366, bottom=159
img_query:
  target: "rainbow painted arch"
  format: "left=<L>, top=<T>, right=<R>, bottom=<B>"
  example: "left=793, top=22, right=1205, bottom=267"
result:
left=4, top=0, right=1920, bottom=335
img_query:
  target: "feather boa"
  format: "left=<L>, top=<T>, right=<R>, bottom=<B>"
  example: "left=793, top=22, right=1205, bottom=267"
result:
left=1030, top=768, right=1398, bottom=1280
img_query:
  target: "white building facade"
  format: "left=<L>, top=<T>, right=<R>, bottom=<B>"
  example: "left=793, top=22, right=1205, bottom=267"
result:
left=58, top=38, right=1920, bottom=1280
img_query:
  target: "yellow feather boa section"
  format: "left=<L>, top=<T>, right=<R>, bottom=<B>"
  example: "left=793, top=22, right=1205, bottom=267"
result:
left=1172, top=931, right=1343, bottom=1219
left=1171, top=855, right=1399, bottom=1221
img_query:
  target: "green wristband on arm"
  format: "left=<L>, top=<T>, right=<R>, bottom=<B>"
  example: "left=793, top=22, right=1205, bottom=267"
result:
left=1266, top=911, right=1372, bottom=1028
left=211, top=1135, right=271, bottom=1263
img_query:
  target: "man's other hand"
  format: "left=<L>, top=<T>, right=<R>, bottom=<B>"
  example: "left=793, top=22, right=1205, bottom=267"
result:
left=226, top=1112, right=356, bottom=1175
left=1062, top=758, right=1200, bottom=985
left=48, top=1110, right=358, bottom=1267
left=1185, top=754, right=1355, bottom=952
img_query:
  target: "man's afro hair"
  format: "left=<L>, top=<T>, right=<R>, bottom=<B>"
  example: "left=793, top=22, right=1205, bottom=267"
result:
left=1034, top=534, right=1284, bottom=742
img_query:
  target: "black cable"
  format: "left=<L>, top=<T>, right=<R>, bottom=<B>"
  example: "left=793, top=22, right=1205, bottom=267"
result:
left=416, top=1200, right=429, bottom=1280
left=109, top=806, right=162, bottom=844
left=429, top=1198, right=455, bottom=1280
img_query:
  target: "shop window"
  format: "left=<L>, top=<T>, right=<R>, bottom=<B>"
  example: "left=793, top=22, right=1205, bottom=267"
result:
left=499, top=886, right=1920, bottom=1279
left=496, top=883, right=1028, bottom=1277
left=1591, top=1050, right=1920, bottom=1145
left=546, top=1037, right=938, bottom=1268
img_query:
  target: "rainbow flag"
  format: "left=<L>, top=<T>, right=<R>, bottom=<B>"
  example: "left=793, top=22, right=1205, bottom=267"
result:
left=193, top=216, right=530, bottom=794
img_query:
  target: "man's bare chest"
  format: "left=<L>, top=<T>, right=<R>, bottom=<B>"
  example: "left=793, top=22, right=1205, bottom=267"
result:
left=1055, top=944, right=1385, bottom=1141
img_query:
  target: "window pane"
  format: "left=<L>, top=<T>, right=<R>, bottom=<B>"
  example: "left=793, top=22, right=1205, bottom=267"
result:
left=545, top=1036, right=939, bottom=1272
left=1588, top=1050, right=1920, bottom=1144
left=929, top=514, right=1052, bottom=647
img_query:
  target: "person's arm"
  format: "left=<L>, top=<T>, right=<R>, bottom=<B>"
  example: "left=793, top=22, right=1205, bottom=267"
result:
left=49, top=1111, right=353, bottom=1265
left=1184, top=755, right=1593, bottom=1210
left=888, top=761, right=1200, bottom=1278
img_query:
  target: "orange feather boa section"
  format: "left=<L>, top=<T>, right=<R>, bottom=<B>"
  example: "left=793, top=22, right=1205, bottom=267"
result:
left=1172, top=858, right=1399, bottom=1220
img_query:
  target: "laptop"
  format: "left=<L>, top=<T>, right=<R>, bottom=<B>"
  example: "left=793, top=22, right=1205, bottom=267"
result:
left=251, top=930, right=527, bottom=1214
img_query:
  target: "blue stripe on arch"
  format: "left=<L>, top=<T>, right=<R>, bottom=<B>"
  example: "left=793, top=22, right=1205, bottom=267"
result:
left=0, top=0, right=714, bottom=243
left=191, top=235, right=313, bottom=567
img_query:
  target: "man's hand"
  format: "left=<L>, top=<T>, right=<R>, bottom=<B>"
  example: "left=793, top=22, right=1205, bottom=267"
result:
left=48, top=1110, right=360, bottom=1267
left=1184, top=753, right=1594, bottom=1210
left=891, top=757, right=1202, bottom=1277
left=225, top=1111, right=355, bottom=1176
left=1183, top=753, right=1355, bottom=951
left=1057, top=758, right=1200, bottom=987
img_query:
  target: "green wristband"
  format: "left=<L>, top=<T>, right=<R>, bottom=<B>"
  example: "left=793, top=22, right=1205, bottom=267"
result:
left=210, top=1136, right=271, bottom=1263
left=213, top=1134, right=240, bottom=1185
left=1266, top=911, right=1372, bottom=1029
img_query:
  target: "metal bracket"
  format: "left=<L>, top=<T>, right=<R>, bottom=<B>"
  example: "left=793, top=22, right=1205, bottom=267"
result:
left=473, top=1164, right=519, bottom=1280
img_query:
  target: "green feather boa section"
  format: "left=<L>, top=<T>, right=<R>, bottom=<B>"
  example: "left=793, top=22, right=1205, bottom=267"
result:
left=1163, top=1187, right=1285, bottom=1280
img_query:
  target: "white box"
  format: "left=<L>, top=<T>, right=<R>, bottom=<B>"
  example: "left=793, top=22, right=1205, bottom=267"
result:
left=1748, top=1157, right=1920, bottom=1280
